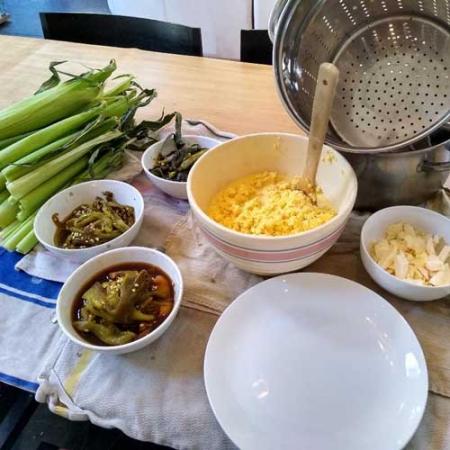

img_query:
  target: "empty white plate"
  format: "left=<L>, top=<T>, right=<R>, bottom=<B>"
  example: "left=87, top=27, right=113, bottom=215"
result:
left=204, top=273, right=428, bottom=450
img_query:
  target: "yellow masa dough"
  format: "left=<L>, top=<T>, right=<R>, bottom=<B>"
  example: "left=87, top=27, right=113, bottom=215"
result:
left=207, top=171, right=336, bottom=236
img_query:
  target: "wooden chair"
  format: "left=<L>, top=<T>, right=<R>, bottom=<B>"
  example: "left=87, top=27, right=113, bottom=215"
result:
left=240, top=29, right=273, bottom=65
left=40, top=12, right=203, bottom=57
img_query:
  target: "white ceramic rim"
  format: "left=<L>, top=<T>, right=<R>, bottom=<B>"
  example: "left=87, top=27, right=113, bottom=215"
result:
left=361, top=205, right=450, bottom=290
left=56, top=246, right=184, bottom=352
left=187, top=132, right=358, bottom=243
left=204, top=272, right=429, bottom=450
left=141, top=134, right=221, bottom=187
left=34, top=180, right=144, bottom=255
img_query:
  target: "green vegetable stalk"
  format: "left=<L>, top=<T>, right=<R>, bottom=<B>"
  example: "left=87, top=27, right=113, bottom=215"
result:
left=0, top=60, right=116, bottom=140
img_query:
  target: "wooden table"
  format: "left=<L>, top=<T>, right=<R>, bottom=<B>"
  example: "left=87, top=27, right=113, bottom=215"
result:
left=1, top=35, right=449, bottom=450
left=0, top=35, right=299, bottom=136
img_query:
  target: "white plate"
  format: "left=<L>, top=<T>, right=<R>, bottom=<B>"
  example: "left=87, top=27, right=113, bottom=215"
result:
left=204, top=273, right=428, bottom=450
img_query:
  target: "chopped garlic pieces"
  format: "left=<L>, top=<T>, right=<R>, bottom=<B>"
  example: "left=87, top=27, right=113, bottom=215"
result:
left=370, top=222, right=450, bottom=287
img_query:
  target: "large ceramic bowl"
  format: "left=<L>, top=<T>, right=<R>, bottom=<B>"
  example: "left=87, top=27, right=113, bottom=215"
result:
left=187, top=133, right=358, bottom=275
left=34, top=180, right=144, bottom=262
left=57, top=246, right=183, bottom=355
left=142, top=135, right=220, bottom=199
left=361, top=206, right=450, bottom=301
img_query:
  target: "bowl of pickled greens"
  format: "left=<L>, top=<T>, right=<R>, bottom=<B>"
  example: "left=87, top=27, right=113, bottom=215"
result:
left=142, top=134, right=220, bottom=199
left=34, top=180, right=144, bottom=262
left=57, top=246, right=183, bottom=354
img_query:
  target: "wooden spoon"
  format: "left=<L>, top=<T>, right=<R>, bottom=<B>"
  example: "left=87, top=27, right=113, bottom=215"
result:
left=303, top=62, right=340, bottom=192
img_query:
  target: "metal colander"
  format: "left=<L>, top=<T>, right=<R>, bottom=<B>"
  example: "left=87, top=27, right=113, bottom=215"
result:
left=272, top=0, right=450, bottom=153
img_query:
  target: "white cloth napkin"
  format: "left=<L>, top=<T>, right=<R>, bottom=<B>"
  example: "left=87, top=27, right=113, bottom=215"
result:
left=16, top=119, right=234, bottom=282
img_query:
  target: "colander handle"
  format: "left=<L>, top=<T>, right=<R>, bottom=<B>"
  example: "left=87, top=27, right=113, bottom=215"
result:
left=268, top=0, right=289, bottom=42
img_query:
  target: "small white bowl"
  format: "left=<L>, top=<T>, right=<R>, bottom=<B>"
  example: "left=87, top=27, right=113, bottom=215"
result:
left=57, top=246, right=183, bottom=354
left=361, top=206, right=450, bottom=301
left=34, top=180, right=144, bottom=262
left=141, top=135, right=220, bottom=199
left=187, top=133, right=358, bottom=275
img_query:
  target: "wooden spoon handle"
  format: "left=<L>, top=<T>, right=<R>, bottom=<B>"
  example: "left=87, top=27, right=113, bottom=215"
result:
left=304, top=63, right=340, bottom=184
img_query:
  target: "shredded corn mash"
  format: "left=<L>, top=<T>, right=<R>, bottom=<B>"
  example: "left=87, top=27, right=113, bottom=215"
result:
left=207, top=171, right=336, bottom=236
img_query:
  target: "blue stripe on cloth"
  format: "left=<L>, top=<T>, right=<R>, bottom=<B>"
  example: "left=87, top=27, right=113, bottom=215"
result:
left=0, top=286, right=56, bottom=309
left=0, top=372, right=39, bottom=392
left=0, top=249, right=61, bottom=299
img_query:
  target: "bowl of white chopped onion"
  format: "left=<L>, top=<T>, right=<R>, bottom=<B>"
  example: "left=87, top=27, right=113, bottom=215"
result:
left=361, top=206, right=450, bottom=301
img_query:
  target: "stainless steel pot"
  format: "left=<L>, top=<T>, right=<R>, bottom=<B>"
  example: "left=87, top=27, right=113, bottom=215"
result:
left=347, top=134, right=450, bottom=210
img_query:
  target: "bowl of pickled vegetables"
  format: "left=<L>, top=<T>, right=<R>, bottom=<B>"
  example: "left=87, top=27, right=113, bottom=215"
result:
left=57, top=246, right=183, bottom=354
left=142, top=134, right=220, bottom=199
left=34, top=180, right=144, bottom=262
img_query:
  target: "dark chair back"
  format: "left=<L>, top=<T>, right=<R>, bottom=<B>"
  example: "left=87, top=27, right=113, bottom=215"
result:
left=240, top=30, right=273, bottom=65
left=40, top=12, right=203, bottom=57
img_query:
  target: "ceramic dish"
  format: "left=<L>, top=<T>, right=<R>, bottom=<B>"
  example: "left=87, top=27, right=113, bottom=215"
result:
left=187, top=133, right=357, bottom=275
left=361, top=205, right=450, bottom=301
left=57, top=246, right=183, bottom=355
left=142, top=135, right=220, bottom=199
left=204, top=273, right=428, bottom=450
left=34, top=180, right=144, bottom=262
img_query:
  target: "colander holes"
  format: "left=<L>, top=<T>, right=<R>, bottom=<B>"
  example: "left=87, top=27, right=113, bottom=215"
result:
left=429, top=118, right=433, bottom=122
left=401, top=125, right=405, bottom=129
left=355, top=124, right=359, bottom=128
left=422, top=125, right=426, bottom=128
left=435, top=111, right=439, bottom=115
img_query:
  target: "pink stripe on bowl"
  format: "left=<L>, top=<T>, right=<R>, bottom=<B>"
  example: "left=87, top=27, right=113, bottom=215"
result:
left=199, top=223, right=346, bottom=263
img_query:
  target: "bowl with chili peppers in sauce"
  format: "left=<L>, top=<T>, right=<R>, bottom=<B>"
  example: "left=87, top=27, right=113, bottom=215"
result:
left=57, top=246, right=183, bottom=354
left=34, top=180, right=144, bottom=262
